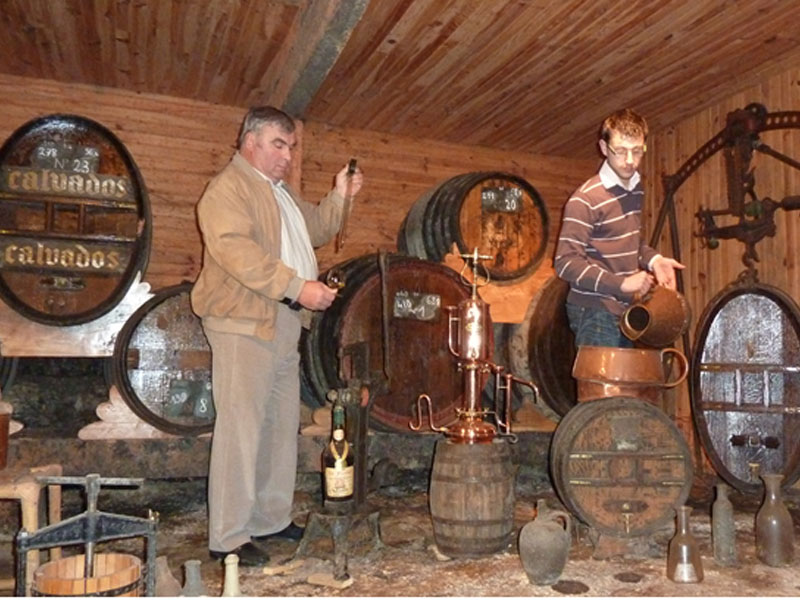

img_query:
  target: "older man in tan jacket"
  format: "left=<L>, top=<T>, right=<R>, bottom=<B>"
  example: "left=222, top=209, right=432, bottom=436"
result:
left=192, top=106, right=363, bottom=566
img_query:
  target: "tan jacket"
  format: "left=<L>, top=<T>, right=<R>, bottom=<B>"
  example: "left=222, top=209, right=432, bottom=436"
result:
left=191, top=152, right=343, bottom=340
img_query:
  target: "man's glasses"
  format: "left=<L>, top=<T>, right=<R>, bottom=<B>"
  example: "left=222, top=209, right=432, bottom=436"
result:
left=607, top=144, right=646, bottom=159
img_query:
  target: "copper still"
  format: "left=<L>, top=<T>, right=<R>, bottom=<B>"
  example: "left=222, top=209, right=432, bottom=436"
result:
left=409, top=249, right=537, bottom=443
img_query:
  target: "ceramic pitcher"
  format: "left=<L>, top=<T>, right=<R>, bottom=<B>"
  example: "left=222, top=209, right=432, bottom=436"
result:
left=620, top=285, right=691, bottom=348
left=518, top=499, right=571, bottom=585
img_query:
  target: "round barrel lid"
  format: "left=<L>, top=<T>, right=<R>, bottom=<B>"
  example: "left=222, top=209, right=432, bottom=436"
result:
left=550, top=396, right=693, bottom=537
left=691, top=278, right=800, bottom=493
left=112, top=283, right=213, bottom=436
left=0, top=114, right=151, bottom=325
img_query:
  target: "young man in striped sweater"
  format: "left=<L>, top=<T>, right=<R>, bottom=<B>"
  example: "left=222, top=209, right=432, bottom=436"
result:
left=554, top=108, right=684, bottom=348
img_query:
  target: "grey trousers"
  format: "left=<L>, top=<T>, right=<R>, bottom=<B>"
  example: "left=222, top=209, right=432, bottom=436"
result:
left=204, top=307, right=302, bottom=552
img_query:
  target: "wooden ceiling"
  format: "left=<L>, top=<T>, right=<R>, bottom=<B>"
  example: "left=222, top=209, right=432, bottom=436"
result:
left=2, top=0, right=800, bottom=158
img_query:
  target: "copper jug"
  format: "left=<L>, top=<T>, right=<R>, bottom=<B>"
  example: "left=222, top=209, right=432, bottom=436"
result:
left=572, top=345, right=688, bottom=406
left=620, top=286, right=691, bottom=348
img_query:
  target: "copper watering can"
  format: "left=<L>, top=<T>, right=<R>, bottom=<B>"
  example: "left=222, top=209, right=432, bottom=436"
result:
left=620, top=286, right=691, bottom=348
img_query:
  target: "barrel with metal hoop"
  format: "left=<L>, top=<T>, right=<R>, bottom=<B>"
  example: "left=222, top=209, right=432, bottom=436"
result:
left=0, top=114, right=151, bottom=325
left=111, top=282, right=213, bottom=436
left=691, top=274, right=800, bottom=494
left=300, top=253, right=489, bottom=432
left=549, top=396, right=693, bottom=538
left=429, top=438, right=516, bottom=557
left=397, top=172, right=548, bottom=282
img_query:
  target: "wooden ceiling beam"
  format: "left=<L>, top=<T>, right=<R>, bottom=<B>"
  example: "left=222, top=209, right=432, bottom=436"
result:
left=267, top=0, right=370, bottom=117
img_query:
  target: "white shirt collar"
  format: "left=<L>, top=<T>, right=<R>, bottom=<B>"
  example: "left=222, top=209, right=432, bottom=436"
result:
left=599, top=160, right=640, bottom=191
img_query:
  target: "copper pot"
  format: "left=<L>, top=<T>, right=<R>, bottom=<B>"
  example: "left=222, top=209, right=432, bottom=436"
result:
left=572, top=345, right=688, bottom=405
left=620, top=286, right=691, bottom=348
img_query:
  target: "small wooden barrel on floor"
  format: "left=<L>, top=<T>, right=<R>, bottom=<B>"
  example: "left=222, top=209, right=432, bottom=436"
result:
left=550, top=397, right=693, bottom=538
left=33, top=553, right=141, bottom=596
left=691, top=277, right=800, bottom=494
left=429, top=439, right=516, bottom=557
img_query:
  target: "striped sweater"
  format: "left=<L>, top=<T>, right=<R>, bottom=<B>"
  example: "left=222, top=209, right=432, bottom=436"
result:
left=553, top=161, right=658, bottom=316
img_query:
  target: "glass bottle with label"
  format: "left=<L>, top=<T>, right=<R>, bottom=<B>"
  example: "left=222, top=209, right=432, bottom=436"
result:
left=323, top=404, right=354, bottom=503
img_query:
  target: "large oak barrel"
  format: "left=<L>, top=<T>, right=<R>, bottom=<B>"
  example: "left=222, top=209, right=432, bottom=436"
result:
left=0, top=114, right=151, bottom=325
left=429, top=439, right=515, bottom=556
left=509, top=276, right=576, bottom=420
left=111, top=283, right=213, bottom=436
left=550, top=397, right=693, bottom=538
left=691, top=277, right=800, bottom=494
left=397, top=172, right=548, bottom=282
left=299, top=254, right=385, bottom=409
left=301, top=254, right=488, bottom=432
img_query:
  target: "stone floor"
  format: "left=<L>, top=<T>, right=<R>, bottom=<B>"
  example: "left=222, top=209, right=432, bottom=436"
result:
left=3, top=471, right=798, bottom=597
left=2, top=359, right=799, bottom=596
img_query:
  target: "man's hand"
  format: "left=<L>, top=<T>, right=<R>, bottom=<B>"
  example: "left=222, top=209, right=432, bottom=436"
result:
left=651, top=256, right=686, bottom=290
left=297, top=280, right=337, bottom=310
left=621, top=270, right=655, bottom=297
left=334, top=163, right=364, bottom=198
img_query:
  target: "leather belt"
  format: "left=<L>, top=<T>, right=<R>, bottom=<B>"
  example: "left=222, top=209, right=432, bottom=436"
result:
left=280, top=298, right=302, bottom=312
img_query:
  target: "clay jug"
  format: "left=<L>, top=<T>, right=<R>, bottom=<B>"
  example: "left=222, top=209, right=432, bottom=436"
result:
left=620, top=285, right=691, bottom=348
left=755, top=473, right=795, bottom=567
left=711, top=482, right=738, bottom=566
left=666, top=505, right=704, bottom=583
left=518, top=499, right=572, bottom=585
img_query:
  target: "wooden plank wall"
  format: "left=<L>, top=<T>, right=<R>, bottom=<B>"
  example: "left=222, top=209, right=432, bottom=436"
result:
left=641, top=63, right=800, bottom=468
left=303, top=120, right=597, bottom=282
left=0, top=72, right=594, bottom=332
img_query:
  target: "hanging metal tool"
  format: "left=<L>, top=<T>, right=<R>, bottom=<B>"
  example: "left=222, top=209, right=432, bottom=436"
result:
left=650, top=103, right=800, bottom=353
left=335, top=158, right=358, bottom=253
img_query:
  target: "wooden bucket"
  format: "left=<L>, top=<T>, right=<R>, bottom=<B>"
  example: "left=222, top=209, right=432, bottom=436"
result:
left=550, top=397, right=693, bottom=538
left=397, top=172, right=548, bottom=282
left=508, top=276, right=576, bottom=420
left=112, top=283, right=213, bottom=436
left=691, top=278, right=800, bottom=494
left=429, top=439, right=516, bottom=557
left=0, top=114, right=151, bottom=326
left=301, top=254, right=488, bottom=431
left=33, top=553, right=141, bottom=596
